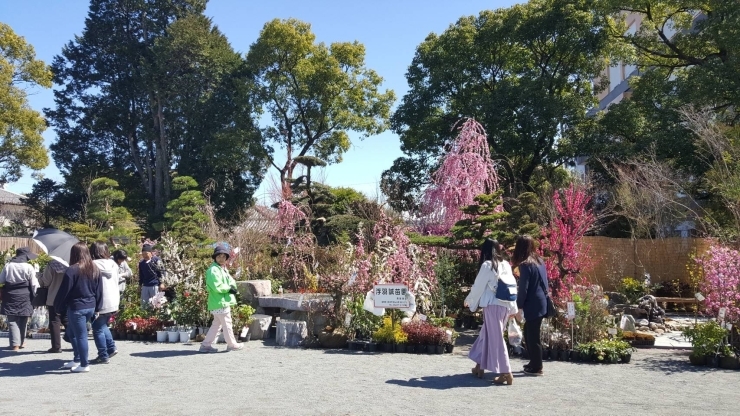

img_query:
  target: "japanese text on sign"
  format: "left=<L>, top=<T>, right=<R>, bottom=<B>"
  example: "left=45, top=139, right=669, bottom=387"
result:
left=374, top=284, right=410, bottom=308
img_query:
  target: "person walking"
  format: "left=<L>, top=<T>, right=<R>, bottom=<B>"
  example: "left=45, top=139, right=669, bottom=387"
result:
left=0, top=248, right=39, bottom=351
left=464, top=239, right=518, bottom=385
left=112, top=249, right=132, bottom=295
left=199, top=245, right=243, bottom=353
left=53, top=242, right=103, bottom=373
left=512, top=235, right=549, bottom=377
left=39, top=259, right=69, bottom=353
left=138, top=244, right=164, bottom=307
left=90, top=242, right=119, bottom=364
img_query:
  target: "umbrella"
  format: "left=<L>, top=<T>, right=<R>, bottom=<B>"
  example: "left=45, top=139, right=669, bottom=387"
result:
left=32, top=228, right=80, bottom=266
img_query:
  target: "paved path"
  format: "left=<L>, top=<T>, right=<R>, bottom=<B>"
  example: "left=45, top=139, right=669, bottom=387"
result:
left=1, top=338, right=737, bottom=416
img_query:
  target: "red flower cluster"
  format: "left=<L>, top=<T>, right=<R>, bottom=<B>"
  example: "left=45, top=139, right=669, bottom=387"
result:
left=402, top=321, right=447, bottom=346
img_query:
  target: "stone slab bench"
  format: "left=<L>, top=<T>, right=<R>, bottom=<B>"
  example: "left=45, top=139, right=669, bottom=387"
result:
left=276, top=319, right=308, bottom=347
left=654, top=297, right=697, bottom=304
left=258, top=293, right=333, bottom=312
left=249, top=314, right=273, bottom=340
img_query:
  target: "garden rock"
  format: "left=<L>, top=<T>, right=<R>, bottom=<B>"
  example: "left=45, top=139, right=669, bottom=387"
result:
left=318, top=330, right=348, bottom=348
left=249, top=314, right=273, bottom=340
left=276, top=319, right=308, bottom=347
left=236, top=280, right=272, bottom=307
left=620, top=315, right=636, bottom=332
left=637, top=319, right=649, bottom=327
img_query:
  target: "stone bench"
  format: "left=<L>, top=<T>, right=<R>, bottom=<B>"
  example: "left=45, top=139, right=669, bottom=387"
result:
left=249, top=314, right=273, bottom=340
left=276, top=319, right=307, bottom=347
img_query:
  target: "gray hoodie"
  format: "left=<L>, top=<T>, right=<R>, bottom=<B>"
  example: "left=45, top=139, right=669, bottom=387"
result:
left=94, top=259, right=120, bottom=314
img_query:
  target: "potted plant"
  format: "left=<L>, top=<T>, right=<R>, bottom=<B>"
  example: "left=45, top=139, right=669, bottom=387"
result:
left=718, top=345, right=739, bottom=370
left=683, top=321, right=727, bottom=366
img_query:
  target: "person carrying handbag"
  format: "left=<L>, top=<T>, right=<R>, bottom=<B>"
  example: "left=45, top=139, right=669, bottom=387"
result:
left=464, top=239, right=518, bottom=385
left=0, top=248, right=39, bottom=351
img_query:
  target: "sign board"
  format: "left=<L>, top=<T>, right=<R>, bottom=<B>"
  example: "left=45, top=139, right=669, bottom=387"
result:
left=695, top=292, right=705, bottom=302
left=373, top=284, right=411, bottom=309
left=719, top=307, right=727, bottom=321
left=344, top=313, right=352, bottom=327
left=608, top=328, right=618, bottom=335
left=566, top=302, right=576, bottom=320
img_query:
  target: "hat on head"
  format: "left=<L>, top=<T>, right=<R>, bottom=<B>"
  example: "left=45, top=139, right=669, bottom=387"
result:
left=12, top=247, right=38, bottom=263
left=212, top=244, right=230, bottom=260
left=141, top=244, right=153, bottom=253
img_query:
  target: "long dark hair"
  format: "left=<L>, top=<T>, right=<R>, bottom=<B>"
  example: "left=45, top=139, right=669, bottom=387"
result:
left=479, top=238, right=502, bottom=270
left=90, top=241, right=110, bottom=260
left=70, top=242, right=100, bottom=279
left=511, top=235, right=543, bottom=267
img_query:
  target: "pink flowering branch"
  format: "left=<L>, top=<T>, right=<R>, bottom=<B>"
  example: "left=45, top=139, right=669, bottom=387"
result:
left=696, top=245, right=740, bottom=322
left=541, top=184, right=595, bottom=307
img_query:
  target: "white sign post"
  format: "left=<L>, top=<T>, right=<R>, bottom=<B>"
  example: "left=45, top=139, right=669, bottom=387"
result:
left=566, top=302, right=576, bottom=320
left=719, top=307, right=727, bottom=322
left=373, top=284, right=411, bottom=309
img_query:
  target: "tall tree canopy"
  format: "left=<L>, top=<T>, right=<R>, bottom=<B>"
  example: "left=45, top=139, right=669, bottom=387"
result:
left=382, top=0, right=618, bottom=210
left=0, top=23, right=51, bottom=184
left=45, top=0, right=265, bottom=222
left=245, top=18, right=395, bottom=195
left=582, top=0, right=740, bottom=181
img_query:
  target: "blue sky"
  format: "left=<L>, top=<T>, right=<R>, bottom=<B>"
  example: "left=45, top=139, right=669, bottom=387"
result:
left=1, top=0, right=519, bottom=203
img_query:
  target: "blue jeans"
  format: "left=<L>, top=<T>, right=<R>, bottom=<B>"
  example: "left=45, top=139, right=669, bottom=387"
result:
left=92, top=313, right=116, bottom=360
left=67, top=308, right=95, bottom=367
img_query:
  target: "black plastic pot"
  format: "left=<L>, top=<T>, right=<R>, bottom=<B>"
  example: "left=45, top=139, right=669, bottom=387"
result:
left=569, top=350, right=578, bottom=361
left=366, top=342, right=377, bottom=352
left=426, top=345, right=436, bottom=354
left=719, top=355, right=740, bottom=370
left=126, top=334, right=133, bottom=341
left=621, top=353, right=632, bottom=364
left=688, top=353, right=706, bottom=366
left=708, top=355, right=720, bottom=368
left=395, top=344, right=406, bottom=353
left=435, top=345, right=444, bottom=354
left=445, top=343, right=454, bottom=354
left=541, top=348, right=550, bottom=361
left=560, top=349, right=570, bottom=361
left=381, top=343, right=393, bottom=353
left=406, top=344, right=415, bottom=354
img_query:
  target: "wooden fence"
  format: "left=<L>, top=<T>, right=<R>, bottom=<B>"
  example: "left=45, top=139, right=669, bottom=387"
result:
left=581, top=236, right=711, bottom=291
left=0, top=237, right=43, bottom=254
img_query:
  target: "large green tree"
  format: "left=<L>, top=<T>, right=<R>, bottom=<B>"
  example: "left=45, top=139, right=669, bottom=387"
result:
left=245, top=18, right=395, bottom=194
left=45, top=0, right=265, bottom=222
left=23, top=178, right=63, bottom=227
left=382, top=0, right=618, bottom=210
left=0, top=23, right=51, bottom=184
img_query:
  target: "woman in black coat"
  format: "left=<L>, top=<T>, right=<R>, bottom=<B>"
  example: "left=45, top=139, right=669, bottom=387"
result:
left=0, top=248, right=39, bottom=350
left=512, top=235, right=549, bottom=376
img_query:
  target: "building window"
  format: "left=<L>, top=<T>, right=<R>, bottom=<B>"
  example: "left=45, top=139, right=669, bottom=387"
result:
left=624, top=23, right=637, bottom=77
left=609, top=63, right=622, bottom=91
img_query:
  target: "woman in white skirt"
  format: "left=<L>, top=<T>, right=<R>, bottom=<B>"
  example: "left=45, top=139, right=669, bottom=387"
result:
left=464, top=239, right=518, bottom=385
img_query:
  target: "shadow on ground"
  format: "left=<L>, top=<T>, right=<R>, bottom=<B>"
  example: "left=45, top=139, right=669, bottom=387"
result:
left=386, top=373, right=495, bottom=390
left=635, top=352, right=726, bottom=375
left=0, top=359, right=72, bottom=377
left=130, top=350, right=202, bottom=358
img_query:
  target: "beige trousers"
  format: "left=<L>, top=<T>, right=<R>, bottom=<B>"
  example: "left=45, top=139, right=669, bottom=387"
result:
left=201, top=312, right=238, bottom=348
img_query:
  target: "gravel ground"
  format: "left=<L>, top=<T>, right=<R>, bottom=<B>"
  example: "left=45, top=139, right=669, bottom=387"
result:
left=1, top=337, right=738, bottom=416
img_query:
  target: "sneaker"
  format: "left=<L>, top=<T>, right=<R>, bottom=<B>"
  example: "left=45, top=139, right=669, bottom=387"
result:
left=108, top=350, right=118, bottom=358
left=47, top=348, right=63, bottom=353
left=63, top=361, right=80, bottom=369
left=523, top=368, right=544, bottom=376
left=91, top=356, right=110, bottom=364
left=71, top=365, right=90, bottom=373
left=199, top=345, right=218, bottom=353
left=227, top=343, right=244, bottom=351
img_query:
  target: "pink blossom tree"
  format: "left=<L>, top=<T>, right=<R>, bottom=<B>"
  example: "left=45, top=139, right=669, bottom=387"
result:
left=420, top=118, right=499, bottom=235
left=696, top=245, right=740, bottom=322
left=540, top=184, right=595, bottom=307
left=276, top=200, right=316, bottom=290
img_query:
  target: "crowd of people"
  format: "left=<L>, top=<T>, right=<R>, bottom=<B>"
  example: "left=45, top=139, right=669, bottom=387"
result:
left=465, top=235, right=550, bottom=385
left=0, top=240, right=244, bottom=372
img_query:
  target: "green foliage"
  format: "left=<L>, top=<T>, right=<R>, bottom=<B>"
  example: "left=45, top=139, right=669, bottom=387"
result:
left=383, top=0, right=618, bottom=206
left=231, top=304, right=256, bottom=337
left=88, top=177, right=136, bottom=230
left=372, top=316, right=408, bottom=344
left=346, top=294, right=383, bottom=340
left=0, top=23, right=51, bottom=184
left=23, top=178, right=63, bottom=227
left=577, top=339, right=634, bottom=362
left=683, top=320, right=728, bottom=357
left=246, top=18, right=395, bottom=186
left=165, top=176, right=209, bottom=246
left=616, top=277, right=649, bottom=304
left=432, top=252, right=465, bottom=313
left=46, top=0, right=265, bottom=221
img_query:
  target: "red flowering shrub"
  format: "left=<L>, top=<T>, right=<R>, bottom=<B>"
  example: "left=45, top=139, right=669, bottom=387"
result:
left=402, top=321, right=447, bottom=345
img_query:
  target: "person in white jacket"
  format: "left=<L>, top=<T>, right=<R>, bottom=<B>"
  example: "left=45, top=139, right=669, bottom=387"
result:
left=464, top=239, right=518, bottom=385
left=112, top=249, right=132, bottom=294
left=89, top=242, right=119, bottom=364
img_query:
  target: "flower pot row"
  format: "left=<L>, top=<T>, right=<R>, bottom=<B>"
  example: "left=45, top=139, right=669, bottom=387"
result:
left=689, top=353, right=740, bottom=369
left=347, top=340, right=455, bottom=354
left=523, top=347, right=632, bottom=364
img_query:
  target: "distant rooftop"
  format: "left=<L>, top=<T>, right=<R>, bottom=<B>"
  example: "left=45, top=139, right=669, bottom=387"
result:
left=0, top=187, right=25, bottom=205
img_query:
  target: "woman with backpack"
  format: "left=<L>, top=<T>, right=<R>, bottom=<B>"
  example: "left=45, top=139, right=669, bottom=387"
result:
left=464, top=239, right=518, bottom=385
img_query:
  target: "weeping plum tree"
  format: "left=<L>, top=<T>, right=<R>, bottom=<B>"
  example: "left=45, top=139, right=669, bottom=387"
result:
left=418, top=118, right=499, bottom=235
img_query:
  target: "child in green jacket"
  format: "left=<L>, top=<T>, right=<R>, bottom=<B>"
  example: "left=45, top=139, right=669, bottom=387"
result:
left=199, top=245, right=243, bottom=353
